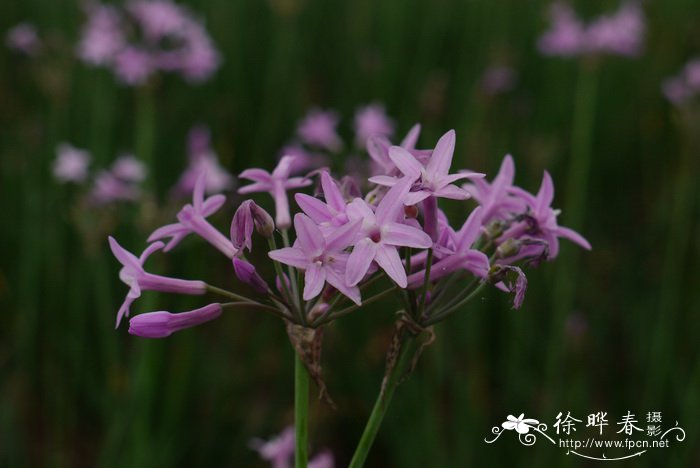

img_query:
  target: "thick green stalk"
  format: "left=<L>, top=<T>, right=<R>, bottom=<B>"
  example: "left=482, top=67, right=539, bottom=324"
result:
left=294, top=353, right=309, bottom=468
left=348, top=335, right=417, bottom=468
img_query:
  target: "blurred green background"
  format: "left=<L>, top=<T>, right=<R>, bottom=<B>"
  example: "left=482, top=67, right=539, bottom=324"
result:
left=2, top=0, right=700, bottom=466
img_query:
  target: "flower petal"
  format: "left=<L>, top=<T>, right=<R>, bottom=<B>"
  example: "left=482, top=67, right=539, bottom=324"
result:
left=536, top=171, right=555, bottom=213
left=238, top=168, right=272, bottom=183
left=325, top=219, right=362, bottom=252
left=321, top=171, right=345, bottom=212
left=325, top=267, right=362, bottom=305
left=293, top=213, right=325, bottom=257
left=108, top=236, right=141, bottom=270
left=375, top=244, right=407, bottom=288
left=268, top=247, right=308, bottom=268
left=376, top=176, right=413, bottom=223
left=295, top=193, right=332, bottom=223
left=346, top=238, right=378, bottom=286
left=388, top=146, right=422, bottom=179
left=303, top=263, right=326, bottom=301
left=426, top=129, right=455, bottom=177
left=404, top=190, right=431, bottom=206
left=400, top=123, right=421, bottom=150
left=434, top=184, right=469, bottom=200
left=368, top=175, right=399, bottom=187
left=382, top=222, right=432, bottom=249
left=556, top=226, right=591, bottom=250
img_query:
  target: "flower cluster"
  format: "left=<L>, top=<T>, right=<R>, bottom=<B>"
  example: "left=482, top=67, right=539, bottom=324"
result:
left=77, top=0, right=220, bottom=85
left=53, top=143, right=147, bottom=205
left=109, top=125, right=590, bottom=340
left=538, top=2, right=645, bottom=58
left=661, top=58, right=700, bottom=106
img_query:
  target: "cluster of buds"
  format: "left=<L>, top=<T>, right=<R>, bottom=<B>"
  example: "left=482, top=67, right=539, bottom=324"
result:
left=77, top=0, right=220, bottom=85
left=110, top=124, right=590, bottom=345
left=537, top=2, right=645, bottom=58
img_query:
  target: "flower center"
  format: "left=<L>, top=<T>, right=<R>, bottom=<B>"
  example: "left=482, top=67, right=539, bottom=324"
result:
left=369, top=228, right=382, bottom=243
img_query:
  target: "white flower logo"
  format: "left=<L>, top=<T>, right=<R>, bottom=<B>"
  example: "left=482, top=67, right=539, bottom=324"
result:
left=502, top=414, right=540, bottom=434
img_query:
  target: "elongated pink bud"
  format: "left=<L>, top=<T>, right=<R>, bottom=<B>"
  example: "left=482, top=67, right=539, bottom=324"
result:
left=128, top=303, right=222, bottom=338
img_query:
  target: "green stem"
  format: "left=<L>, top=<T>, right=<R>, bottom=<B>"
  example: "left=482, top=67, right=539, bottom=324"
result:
left=294, top=352, right=309, bottom=468
left=417, top=249, right=434, bottom=319
left=206, top=284, right=258, bottom=304
left=424, top=281, right=488, bottom=326
left=348, top=334, right=417, bottom=468
left=314, top=287, right=397, bottom=326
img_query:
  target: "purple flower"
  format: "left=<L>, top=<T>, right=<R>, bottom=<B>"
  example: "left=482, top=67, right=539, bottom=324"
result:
left=462, top=154, right=526, bottom=223
left=111, top=154, right=147, bottom=183
left=345, top=178, right=432, bottom=288
left=354, top=104, right=395, bottom=147
left=295, top=171, right=349, bottom=229
left=370, top=130, right=484, bottom=205
left=53, top=143, right=90, bottom=183
left=6, top=23, right=41, bottom=56
left=309, top=451, right=335, bottom=468
left=109, top=237, right=206, bottom=327
left=537, top=3, right=586, bottom=57
left=127, top=0, right=187, bottom=40
left=77, top=4, right=125, bottom=66
left=175, top=126, right=234, bottom=196
left=129, top=303, right=222, bottom=338
left=149, top=171, right=236, bottom=258
left=506, top=171, right=591, bottom=259
left=366, top=124, right=427, bottom=176
left=238, top=156, right=312, bottom=229
left=249, top=427, right=295, bottom=468
left=662, top=58, right=700, bottom=106
left=114, top=47, right=155, bottom=85
left=232, top=258, right=269, bottom=293
left=231, top=200, right=274, bottom=252
left=269, top=214, right=362, bottom=304
left=586, top=3, right=644, bottom=57
left=90, top=171, right=141, bottom=204
left=407, top=207, right=490, bottom=287
left=296, top=109, right=343, bottom=152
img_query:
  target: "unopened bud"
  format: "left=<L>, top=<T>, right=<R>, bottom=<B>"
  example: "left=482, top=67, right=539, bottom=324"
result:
left=404, top=205, right=419, bottom=219
left=496, top=238, right=521, bottom=258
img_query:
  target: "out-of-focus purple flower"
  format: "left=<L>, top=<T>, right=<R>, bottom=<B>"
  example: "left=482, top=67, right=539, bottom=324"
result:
left=370, top=130, right=484, bottom=205
left=114, top=47, right=155, bottom=85
left=53, top=143, right=91, bottom=183
left=309, top=451, right=335, bottom=468
left=77, top=4, right=125, bottom=66
left=149, top=171, right=236, bottom=257
left=127, top=0, right=187, bottom=40
left=238, top=156, right=312, bottom=229
left=346, top=178, right=432, bottom=288
left=462, top=154, right=526, bottom=223
left=480, top=66, right=517, bottom=96
left=295, top=171, right=350, bottom=229
left=109, top=238, right=207, bottom=327
left=505, top=171, right=591, bottom=259
left=367, top=124, right=426, bottom=176
left=129, top=303, right=222, bottom=338
left=232, top=258, right=269, bottom=293
left=538, top=3, right=586, bottom=57
left=269, top=214, right=362, bottom=304
left=538, top=2, right=645, bottom=58
left=91, top=171, right=142, bottom=204
left=175, top=126, right=234, bottom=195
left=296, top=109, right=343, bottom=152
left=662, top=58, right=700, bottom=106
left=111, top=154, right=147, bottom=183
left=354, top=104, right=395, bottom=147
left=278, top=145, right=327, bottom=175
left=250, top=427, right=296, bottom=468
left=6, top=23, right=41, bottom=55
left=586, top=3, right=644, bottom=57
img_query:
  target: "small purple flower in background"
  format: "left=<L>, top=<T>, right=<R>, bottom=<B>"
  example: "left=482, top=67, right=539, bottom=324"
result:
left=150, top=171, right=236, bottom=257
left=129, top=303, right=222, bottom=338
left=175, top=125, right=234, bottom=196
left=109, top=238, right=207, bottom=327
left=53, top=143, right=91, bottom=183
left=6, top=23, right=41, bottom=56
left=269, top=214, right=362, bottom=304
left=296, top=109, right=343, bottom=152
left=354, top=104, right=395, bottom=147
left=77, top=4, right=125, bottom=66
left=250, top=427, right=335, bottom=468
left=111, top=154, right=147, bottom=183
left=538, top=2, right=645, bottom=58
left=238, top=156, right=312, bottom=229
left=479, top=65, right=517, bottom=96
left=662, top=58, right=700, bottom=106
left=91, top=171, right=142, bottom=204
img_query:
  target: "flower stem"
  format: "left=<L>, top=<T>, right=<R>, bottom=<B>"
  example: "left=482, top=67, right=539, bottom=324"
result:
left=294, top=352, right=309, bottom=468
left=348, top=334, right=417, bottom=468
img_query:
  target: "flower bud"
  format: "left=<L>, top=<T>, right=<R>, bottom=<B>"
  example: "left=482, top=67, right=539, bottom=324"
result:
left=251, top=203, right=275, bottom=238
left=128, top=303, right=222, bottom=338
left=496, top=238, right=521, bottom=258
left=233, top=257, right=269, bottom=293
left=404, top=204, right=419, bottom=219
